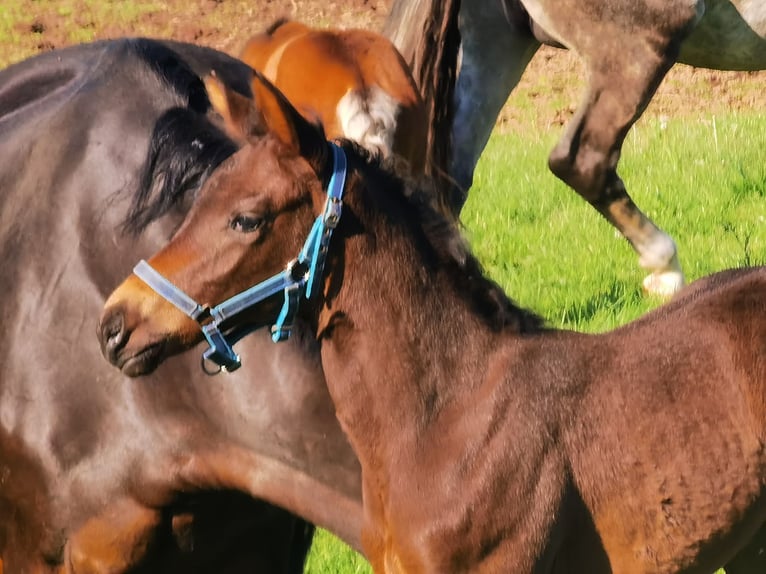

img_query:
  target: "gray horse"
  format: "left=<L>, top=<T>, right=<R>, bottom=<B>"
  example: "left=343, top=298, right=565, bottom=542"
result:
left=387, top=0, right=766, bottom=296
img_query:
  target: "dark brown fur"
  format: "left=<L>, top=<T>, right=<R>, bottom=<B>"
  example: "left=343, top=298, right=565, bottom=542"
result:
left=1, top=40, right=360, bottom=573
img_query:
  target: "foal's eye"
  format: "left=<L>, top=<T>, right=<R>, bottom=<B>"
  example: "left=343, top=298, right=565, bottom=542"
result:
left=229, top=213, right=264, bottom=233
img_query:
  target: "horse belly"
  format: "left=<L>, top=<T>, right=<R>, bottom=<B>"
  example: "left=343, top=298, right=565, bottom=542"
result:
left=596, top=463, right=766, bottom=573
left=680, top=0, right=766, bottom=69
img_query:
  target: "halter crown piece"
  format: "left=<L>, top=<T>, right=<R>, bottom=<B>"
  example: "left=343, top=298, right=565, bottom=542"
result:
left=132, top=143, right=348, bottom=374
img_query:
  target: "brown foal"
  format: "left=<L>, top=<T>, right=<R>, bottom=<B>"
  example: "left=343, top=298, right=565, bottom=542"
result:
left=99, top=73, right=766, bottom=573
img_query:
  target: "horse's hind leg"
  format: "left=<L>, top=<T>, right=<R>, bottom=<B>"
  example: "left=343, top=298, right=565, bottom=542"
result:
left=450, top=0, right=539, bottom=209
left=540, top=6, right=704, bottom=296
left=548, top=61, right=686, bottom=294
left=724, top=524, right=766, bottom=574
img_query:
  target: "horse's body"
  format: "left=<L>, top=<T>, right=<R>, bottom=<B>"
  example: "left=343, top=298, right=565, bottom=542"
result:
left=239, top=19, right=427, bottom=173
left=387, top=0, right=766, bottom=295
left=99, top=72, right=766, bottom=573
left=0, top=39, right=361, bottom=572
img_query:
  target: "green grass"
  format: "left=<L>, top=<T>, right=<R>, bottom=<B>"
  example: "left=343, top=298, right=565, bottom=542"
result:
left=305, top=530, right=371, bottom=573
left=305, top=112, right=765, bottom=571
left=0, top=0, right=163, bottom=67
left=0, top=0, right=387, bottom=69
left=465, top=112, right=765, bottom=332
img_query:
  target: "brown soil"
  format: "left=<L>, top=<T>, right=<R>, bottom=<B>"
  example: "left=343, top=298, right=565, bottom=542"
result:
left=4, top=0, right=765, bottom=133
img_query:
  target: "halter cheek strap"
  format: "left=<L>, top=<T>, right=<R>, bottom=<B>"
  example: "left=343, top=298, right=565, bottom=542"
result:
left=132, top=143, right=347, bottom=374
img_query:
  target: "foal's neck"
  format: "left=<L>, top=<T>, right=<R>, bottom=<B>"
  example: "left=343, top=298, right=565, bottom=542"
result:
left=316, top=193, right=523, bottom=463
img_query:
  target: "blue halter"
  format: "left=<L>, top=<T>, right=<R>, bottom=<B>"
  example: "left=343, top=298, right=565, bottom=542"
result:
left=132, top=143, right=347, bottom=374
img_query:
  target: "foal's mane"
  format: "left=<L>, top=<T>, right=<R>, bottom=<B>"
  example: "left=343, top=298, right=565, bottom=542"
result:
left=342, top=140, right=545, bottom=333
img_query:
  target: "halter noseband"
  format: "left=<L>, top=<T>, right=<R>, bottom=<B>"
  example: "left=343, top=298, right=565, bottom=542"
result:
left=132, top=143, right=347, bottom=374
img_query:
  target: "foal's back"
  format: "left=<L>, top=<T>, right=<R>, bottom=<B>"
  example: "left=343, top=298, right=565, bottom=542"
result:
left=557, top=266, right=766, bottom=572
left=240, top=19, right=427, bottom=172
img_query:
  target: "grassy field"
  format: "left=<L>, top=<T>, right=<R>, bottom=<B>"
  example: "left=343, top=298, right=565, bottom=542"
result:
left=0, top=0, right=387, bottom=68
left=468, top=114, right=765, bottom=330
left=305, top=112, right=765, bottom=572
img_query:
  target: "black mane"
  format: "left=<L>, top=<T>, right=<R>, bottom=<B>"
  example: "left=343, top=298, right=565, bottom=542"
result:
left=123, top=107, right=237, bottom=234
left=122, top=40, right=242, bottom=234
left=342, top=141, right=546, bottom=333
left=131, top=39, right=211, bottom=113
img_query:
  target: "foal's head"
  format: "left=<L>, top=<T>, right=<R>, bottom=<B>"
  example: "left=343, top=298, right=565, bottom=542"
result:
left=98, top=73, right=334, bottom=376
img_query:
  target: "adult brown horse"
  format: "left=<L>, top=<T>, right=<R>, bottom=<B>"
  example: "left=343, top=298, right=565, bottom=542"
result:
left=385, top=0, right=766, bottom=296
left=0, top=39, right=362, bottom=573
left=99, top=71, right=766, bottom=573
left=239, top=18, right=427, bottom=174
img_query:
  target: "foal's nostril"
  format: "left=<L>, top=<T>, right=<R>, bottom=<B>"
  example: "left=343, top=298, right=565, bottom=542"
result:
left=98, top=310, right=127, bottom=361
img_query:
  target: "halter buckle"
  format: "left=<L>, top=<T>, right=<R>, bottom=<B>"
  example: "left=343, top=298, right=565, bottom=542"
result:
left=271, top=282, right=302, bottom=342
left=323, top=197, right=343, bottom=229
left=201, top=322, right=241, bottom=373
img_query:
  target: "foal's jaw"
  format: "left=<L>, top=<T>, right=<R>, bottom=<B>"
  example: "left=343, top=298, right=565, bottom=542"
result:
left=98, top=276, right=201, bottom=376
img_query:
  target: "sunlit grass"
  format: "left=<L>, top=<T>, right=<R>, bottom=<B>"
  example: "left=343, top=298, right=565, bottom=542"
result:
left=465, top=112, right=765, bottom=332
left=305, top=530, right=371, bottom=573
left=0, top=0, right=165, bottom=66
left=0, top=0, right=389, bottom=69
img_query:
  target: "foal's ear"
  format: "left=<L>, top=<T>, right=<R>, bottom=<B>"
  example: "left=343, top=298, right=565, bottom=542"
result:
left=204, top=72, right=268, bottom=143
left=205, top=71, right=329, bottom=176
left=249, top=70, right=329, bottom=175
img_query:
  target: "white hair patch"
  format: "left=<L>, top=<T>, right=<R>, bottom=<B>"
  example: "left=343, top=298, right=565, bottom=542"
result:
left=336, top=85, right=400, bottom=159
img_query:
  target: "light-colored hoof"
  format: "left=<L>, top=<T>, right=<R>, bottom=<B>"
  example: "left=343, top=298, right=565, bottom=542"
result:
left=642, top=270, right=685, bottom=297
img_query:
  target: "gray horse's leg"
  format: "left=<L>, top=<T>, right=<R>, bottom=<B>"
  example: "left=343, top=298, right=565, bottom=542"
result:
left=450, top=0, right=539, bottom=210
left=534, top=2, right=705, bottom=295
left=547, top=73, right=684, bottom=294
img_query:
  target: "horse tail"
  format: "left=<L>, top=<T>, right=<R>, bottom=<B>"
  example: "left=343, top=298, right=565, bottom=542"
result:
left=384, top=0, right=462, bottom=215
left=336, top=86, right=399, bottom=161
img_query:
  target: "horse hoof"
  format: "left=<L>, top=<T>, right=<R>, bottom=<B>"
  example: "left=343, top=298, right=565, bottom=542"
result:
left=642, top=270, right=685, bottom=297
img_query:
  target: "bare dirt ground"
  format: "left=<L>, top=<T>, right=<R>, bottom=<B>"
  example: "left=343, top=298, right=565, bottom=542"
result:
left=3, top=0, right=765, bottom=132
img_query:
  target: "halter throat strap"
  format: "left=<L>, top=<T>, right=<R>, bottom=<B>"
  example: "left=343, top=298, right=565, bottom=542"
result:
left=132, top=143, right=347, bottom=373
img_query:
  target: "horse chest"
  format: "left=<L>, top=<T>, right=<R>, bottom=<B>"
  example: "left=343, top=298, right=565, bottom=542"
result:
left=362, top=439, right=565, bottom=573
